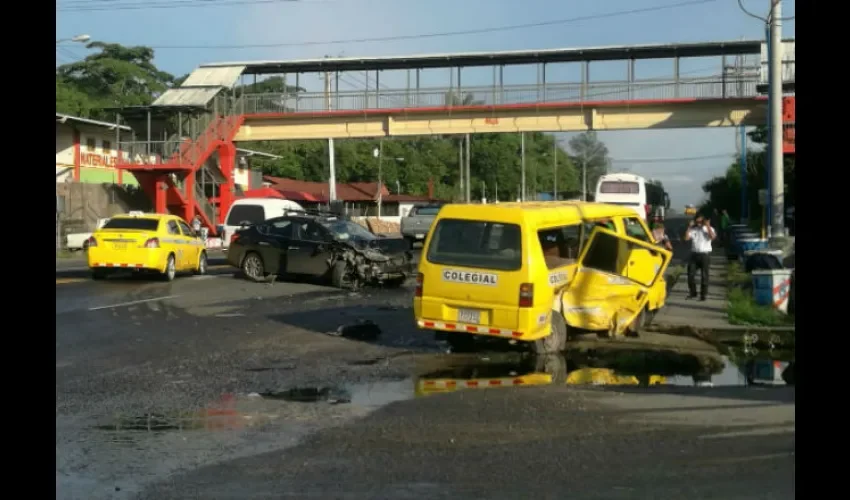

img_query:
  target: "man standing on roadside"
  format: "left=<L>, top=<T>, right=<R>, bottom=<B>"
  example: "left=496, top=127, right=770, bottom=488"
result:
left=684, top=214, right=716, bottom=301
left=720, top=209, right=731, bottom=246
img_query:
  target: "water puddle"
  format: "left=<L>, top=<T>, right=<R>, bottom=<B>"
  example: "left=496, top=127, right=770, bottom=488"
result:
left=414, top=345, right=794, bottom=397
left=92, top=380, right=416, bottom=435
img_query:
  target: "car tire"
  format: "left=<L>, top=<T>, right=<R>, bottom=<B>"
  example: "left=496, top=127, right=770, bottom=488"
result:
left=534, top=313, right=568, bottom=354
left=195, top=251, right=208, bottom=275
left=404, top=237, right=416, bottom=249
left=533, top=353, right=568, bottom=384
left=383, top=277, right=406, bottom=288
left=331, top=261, right=353, bottom=289
left=82, top=240, right=89, bottom=252
left=161, top=254, right=177, bottom=282
left=92, top=269, right=108, bottom=280
left=241, top=252, right=265, bottom=282
left=626, top=308, right=647, bottom=337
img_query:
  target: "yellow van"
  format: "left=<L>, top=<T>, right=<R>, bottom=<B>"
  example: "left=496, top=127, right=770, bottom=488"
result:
left=413, top=202, right=671, bottom=353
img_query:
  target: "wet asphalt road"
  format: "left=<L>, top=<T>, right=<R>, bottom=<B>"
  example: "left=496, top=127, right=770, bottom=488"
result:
left=57, top=240, right=794, bottom=500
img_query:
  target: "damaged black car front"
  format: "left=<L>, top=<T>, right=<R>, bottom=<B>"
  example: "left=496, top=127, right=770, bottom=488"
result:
left=320, top=220, right=414, bottom=289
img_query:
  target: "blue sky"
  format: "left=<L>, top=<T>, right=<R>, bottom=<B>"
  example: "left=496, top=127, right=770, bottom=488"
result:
left=56, top=0, right=795, bottom=207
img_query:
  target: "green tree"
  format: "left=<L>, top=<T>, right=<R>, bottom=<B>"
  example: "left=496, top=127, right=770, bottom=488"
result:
left=700, top=126, right=795, bottom=222
left=567, top=131, right=610, bottom=194
left=56, top=42, right=176, bottom=120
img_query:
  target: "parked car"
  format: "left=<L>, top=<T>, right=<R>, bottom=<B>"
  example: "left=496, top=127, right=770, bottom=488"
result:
left=227, top=212, right=414, bottom=289
left=65, top=217, right=110, bottom=251
left=400, top=203, right=445, bottom=247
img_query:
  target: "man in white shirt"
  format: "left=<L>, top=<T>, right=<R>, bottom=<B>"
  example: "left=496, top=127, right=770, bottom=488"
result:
left=683, top=214, right=716, bottom=301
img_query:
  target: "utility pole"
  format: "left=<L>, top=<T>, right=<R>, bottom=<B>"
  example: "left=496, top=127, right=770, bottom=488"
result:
left=465, top=133, right=471, bottom=202
left=458, top=138, right=464, bottom=201
left=581, top=155, right=587, bottom=201
left=768, top=0, right=785, bottom=237
left=520, top=133, right=526, bottom=201
left=324, top=61, right=337, bottom=202
left=552, top=140, right=558, bottom=200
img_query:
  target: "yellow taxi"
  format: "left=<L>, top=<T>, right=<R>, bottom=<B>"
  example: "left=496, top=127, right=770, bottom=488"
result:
left=413, top=202, right=671, bottom=353
left=86, top=212, right=207, bottom=281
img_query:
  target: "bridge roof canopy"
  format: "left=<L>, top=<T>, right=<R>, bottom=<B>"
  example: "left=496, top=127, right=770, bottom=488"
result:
left=200, top=38, right=792, bottom=75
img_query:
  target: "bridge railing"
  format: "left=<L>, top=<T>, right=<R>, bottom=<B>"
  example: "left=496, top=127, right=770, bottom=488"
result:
left=238, top=76, right=759, bottom=115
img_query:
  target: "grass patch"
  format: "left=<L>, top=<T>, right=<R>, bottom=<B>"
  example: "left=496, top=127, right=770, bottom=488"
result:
left=726, top=262, right=794, bottom=327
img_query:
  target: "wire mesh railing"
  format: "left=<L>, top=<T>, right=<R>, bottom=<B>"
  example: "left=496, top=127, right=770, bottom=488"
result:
left=238, top=76, right=760, bottom=115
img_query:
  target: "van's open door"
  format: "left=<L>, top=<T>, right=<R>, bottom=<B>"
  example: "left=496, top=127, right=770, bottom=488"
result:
left=563, top=227, right=671, bottom=335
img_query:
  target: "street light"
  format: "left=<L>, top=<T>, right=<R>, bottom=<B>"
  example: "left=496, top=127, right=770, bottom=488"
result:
left=56, top=34, right=91, bottom=44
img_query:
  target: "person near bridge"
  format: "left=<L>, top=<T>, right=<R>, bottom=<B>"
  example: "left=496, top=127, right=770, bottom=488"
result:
left=683, top=214, right=716, bottom=301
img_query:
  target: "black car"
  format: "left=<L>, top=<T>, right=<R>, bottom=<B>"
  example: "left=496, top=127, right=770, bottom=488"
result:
left=226, top=213, right=414, bottom=289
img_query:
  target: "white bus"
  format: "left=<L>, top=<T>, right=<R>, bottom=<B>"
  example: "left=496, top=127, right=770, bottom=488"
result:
left=594, top=173, right=650, bottom=220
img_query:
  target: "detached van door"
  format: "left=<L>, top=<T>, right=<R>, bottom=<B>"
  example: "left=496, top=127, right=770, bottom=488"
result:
left=564, top=227, right=671, bottom=335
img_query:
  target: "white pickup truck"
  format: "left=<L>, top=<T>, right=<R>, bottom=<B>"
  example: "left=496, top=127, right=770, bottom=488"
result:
left=65, top=218, right=110, bottom=251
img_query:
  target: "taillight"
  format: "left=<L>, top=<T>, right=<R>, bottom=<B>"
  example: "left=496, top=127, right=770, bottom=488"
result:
left=519, top=283, right=534, bottom=308
left=144, top=238, right=160, bottom=248
left=230, top=233, right=240, bottom=245
left=644, top=204, right=651, bottom=215
left=85, top=236, right=97, bottom=248
left=415, top=273, right=424, bottom=297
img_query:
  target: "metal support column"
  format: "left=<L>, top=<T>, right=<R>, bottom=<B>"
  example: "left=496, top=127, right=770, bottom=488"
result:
left=721, top=55, right=728, bottom=98
left=295, top=74, right=300, bottom=111
left=415, top=68, right=421, bottom=106
left=581, top=62, right=589, bottom=101
left=375, top=70, right=380, bottom=108
left=627, top=58, right=635, bottom=100
left=498, top=65, right=504, bottom=104
left=673, top=57, right=680, bottom=98
left=740, top=126, right=748, bottom=223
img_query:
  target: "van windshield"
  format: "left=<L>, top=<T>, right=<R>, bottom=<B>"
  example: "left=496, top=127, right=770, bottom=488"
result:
left=226, top=205, right=265, bottom=226
left=426, top=219, right=522, bottom=271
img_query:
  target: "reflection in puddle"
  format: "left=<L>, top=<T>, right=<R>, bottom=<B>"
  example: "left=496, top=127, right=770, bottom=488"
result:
left=94, top=380, right=415, bottom=435
left=415, top=346, right=795, bottom=397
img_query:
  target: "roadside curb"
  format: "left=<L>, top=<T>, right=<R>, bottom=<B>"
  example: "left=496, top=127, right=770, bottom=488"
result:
left=644, top=323, right=795, bottom=349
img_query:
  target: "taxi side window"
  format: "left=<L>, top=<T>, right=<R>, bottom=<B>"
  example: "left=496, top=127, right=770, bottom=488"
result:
left=167, top=221, right=181, bottom=235
left=177, top=221, right=193, bottom=236
left=624, top=217, right=652, bottom=242
left=538, top=224, right=581, bottom=270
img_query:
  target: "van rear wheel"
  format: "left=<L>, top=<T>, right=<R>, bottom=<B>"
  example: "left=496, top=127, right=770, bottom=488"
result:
left=534, top=314, right=567, bottom=354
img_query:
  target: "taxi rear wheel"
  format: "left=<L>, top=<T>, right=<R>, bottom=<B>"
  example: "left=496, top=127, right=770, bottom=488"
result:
left=161, top=254, right=176, bottom=282
left=534, top=314, right=568, bottom=354
left=195, top=251, right=208, bottom=275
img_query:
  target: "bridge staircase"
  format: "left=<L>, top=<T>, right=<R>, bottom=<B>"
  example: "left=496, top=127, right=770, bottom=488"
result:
left=116, top=99, right=245, bottom=235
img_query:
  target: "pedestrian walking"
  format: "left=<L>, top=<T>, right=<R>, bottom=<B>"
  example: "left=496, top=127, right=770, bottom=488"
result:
left=191, top=214, right=202, bottom=235
left=683, top=214, right=716, bottom=301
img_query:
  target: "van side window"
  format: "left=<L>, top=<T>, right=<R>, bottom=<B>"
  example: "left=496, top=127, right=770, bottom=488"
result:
left=226, top=205, right=265, bottom=226
left=538, top=224, right=581, bottom=269
left=624, top=217, right=651, bottom=242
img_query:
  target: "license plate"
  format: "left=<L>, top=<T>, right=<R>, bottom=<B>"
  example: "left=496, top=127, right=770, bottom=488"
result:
left=457, top=308, right=481, bottom=324
left=113, top=243, right=127, bottom=250
left=415, top=234, right=424, bottom=239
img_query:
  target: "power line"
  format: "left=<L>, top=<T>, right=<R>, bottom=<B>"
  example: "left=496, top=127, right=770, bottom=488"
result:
left=610, top=153, right=734, bottom=163
left=58, top=0, right=570, bottom=13
left=120, top=0, right=717, bottom=49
